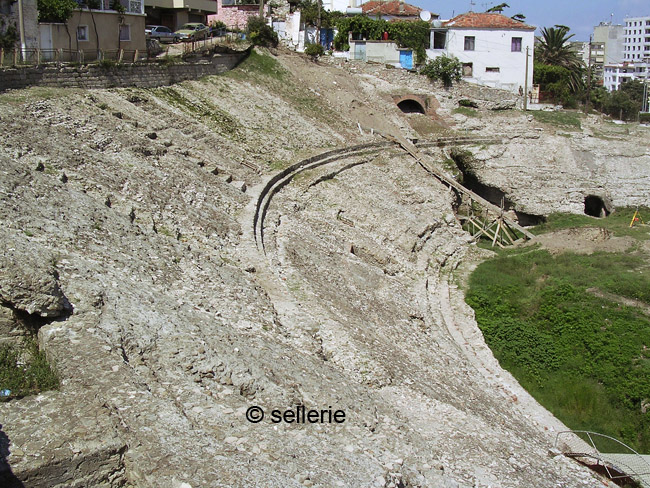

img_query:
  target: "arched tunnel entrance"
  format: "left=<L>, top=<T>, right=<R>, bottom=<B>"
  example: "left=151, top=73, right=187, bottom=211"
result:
left=584, top=195, right=611, bottom=217
left=397, top=99, right=426, bottom=114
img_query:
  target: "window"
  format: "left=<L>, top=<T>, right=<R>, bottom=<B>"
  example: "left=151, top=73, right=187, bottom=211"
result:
left=433, top=31, right=446, bottom=49
left=462, top=62, right=473, bottom=77
left=464, top=36, right=475, bottom=51
left=486, top=67, right=500, bottom=72
left=119, top=24, right=130, bottom=42
left=77, top=25, right=89, bottom=41
left=511, top=37, right=522, bottom=52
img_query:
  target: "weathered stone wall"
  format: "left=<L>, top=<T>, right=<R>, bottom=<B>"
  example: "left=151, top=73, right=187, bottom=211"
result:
left=0, top=51, right=247, bottom=92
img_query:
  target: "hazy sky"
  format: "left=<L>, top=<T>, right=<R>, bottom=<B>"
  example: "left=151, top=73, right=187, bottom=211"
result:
left=410, top=0, right=649, bottom=41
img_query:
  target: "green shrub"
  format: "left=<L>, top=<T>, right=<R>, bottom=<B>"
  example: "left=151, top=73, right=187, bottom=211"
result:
left=640, top=112, right=650, bottom=124
left=459, top=99, right=478, bottom=108
left=304, top=43, right=324, bottom=59
left=99, top=58, right=117, bottom=69
left=0, top=21, right=18, bottom=50
left=247, top=16, right=278, bottom=48
left=421, top=55, right=462, bottom=87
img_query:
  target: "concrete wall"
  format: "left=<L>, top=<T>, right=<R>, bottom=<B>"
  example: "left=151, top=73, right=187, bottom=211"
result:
left=350, top=40, right=400, bottom=65
left=427, top=27, right=534, bottom=94
left=593, top=23, right=624, bottom=65
left=0, top=50, right=247, bottom=91
left=40, top=11, right=146, bottom=54
left=0, top=0, right=39, bottom=50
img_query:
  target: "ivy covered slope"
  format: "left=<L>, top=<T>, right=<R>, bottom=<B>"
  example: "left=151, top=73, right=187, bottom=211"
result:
left=466, top=210, right=650, bottom=454
left=333, top=17, right=430, bottom=64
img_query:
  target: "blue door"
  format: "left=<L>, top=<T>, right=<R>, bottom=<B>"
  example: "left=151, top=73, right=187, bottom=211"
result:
left=400, top=50, right=413, bottom=70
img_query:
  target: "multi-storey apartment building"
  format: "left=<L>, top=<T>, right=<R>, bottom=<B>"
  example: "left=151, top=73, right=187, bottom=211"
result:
left=603, top=16, right=649, bottom=92
left=623, top=16, right=650, bottom=62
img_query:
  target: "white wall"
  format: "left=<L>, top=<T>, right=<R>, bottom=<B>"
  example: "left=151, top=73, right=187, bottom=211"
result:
left=322, top=0, right=348, bottom=13
left=427, top=27, right=534, bottom=94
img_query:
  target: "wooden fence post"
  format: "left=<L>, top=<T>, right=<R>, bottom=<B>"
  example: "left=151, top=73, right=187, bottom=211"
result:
left=133, top=49, right=138, bottom=63
left=36, top=49, right=40, bottom=66
left=118, top=49, right=124, bottom=63
left=13, top=48, right=18, bottom=66
left=0, top=48, right=4, bottom=67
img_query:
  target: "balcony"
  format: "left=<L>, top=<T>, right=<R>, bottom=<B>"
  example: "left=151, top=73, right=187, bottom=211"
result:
left=143, top=0, right=217, bottom=13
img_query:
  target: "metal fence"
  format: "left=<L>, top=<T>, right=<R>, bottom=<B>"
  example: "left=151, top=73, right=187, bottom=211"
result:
left=555, top=430, right=650, bottom=487
left=0, top=48, right=147, bottom=68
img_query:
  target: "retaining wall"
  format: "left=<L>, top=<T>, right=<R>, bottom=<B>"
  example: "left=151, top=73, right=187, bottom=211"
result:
left=0, top=50, right=249, bottom=92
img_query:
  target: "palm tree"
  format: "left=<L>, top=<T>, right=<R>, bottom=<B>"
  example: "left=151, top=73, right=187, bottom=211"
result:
left=536, top=25, right=585, bottom=93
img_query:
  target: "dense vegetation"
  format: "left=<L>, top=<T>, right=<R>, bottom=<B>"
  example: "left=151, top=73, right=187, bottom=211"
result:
left=247, top=16, right=278, bottom=48
left=333, top=17, right=430, bottom=64
left=466, top=209, right=650, bottom=453
left=37, top=0, right=78, bottom=23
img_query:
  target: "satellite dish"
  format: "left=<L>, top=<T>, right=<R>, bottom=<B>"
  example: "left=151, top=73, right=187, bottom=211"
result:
left=420, top=10, right=432, bottom=21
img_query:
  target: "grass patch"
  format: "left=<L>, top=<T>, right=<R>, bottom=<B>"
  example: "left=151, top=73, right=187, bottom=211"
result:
left=0, top=337, right=59, bottom=401
left=531, top=110, right=583, bottom=130
left=453, top=106, right=478, bottom=117
left=224, top=49, right=340, bottom=126
left=225, top=49, right=287, bottom=82
left=532, top=207, right=650, bottom=241
left=466, top=248, right=650, bottom=452
left=151, top=86, right=243, bottom=138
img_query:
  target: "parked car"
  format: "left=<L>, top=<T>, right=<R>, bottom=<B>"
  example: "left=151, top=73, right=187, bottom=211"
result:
left=145, top=25, right=181, bottom=43
left=175, top=23, right=209, bottom=42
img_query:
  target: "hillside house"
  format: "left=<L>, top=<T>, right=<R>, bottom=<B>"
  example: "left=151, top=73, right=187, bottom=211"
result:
left=427, top=12, right=535, bottom=93
left=361, top=0, right=434, bottom=21
left=39, top=1, right=146, bottom=60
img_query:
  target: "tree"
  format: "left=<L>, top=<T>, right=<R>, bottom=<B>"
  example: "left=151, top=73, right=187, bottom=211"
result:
left=511, top=13, right=526, bottom=22
left=37, top=0, right=78, bottom=23
left=421, top=55, right=462, bottom=87
left=535, top=25, right=585, bottom=95
left=486, top=3, right=509, bottom=13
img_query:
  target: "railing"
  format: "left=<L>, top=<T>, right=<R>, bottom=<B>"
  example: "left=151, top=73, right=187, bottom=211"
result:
left=555, top=431, right=650, bottom=487
left=0, top=48, right=147, bottom=67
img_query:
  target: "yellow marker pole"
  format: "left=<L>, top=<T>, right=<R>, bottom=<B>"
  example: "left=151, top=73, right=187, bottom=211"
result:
left=630, top=210, right=638, bottom=228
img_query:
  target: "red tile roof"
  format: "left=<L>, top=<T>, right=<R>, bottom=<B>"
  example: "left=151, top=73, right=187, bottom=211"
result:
left=362, top=0, right=422, bottom=17
left=444, top=12, right=535, bottom=30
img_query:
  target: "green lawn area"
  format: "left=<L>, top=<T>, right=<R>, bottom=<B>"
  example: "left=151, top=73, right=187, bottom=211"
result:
left=531, top=110, right=584, bottom=130
left=466, top=212, right=650, bottom=453
left=532, top=207, right=650, bottom=240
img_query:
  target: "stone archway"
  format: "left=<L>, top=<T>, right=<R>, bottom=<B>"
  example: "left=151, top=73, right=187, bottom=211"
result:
left=392, top=95, right=439, bottom=116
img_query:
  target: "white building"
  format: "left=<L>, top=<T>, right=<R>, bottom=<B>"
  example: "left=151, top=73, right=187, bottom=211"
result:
left=601, top=16, right=650, bottom=92
left=603, top=63, right=649, bottom=91
left=426, top=12, right=535, bottom=94
left=623, top=16, right=650, bottom=62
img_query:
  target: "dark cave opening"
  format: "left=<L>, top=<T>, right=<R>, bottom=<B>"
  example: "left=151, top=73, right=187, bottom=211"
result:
left=584, top=195, right=611, bottom=218
left=449, top=150, right=546, bottom=226
left=397, top=99, right=426, bottom=114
